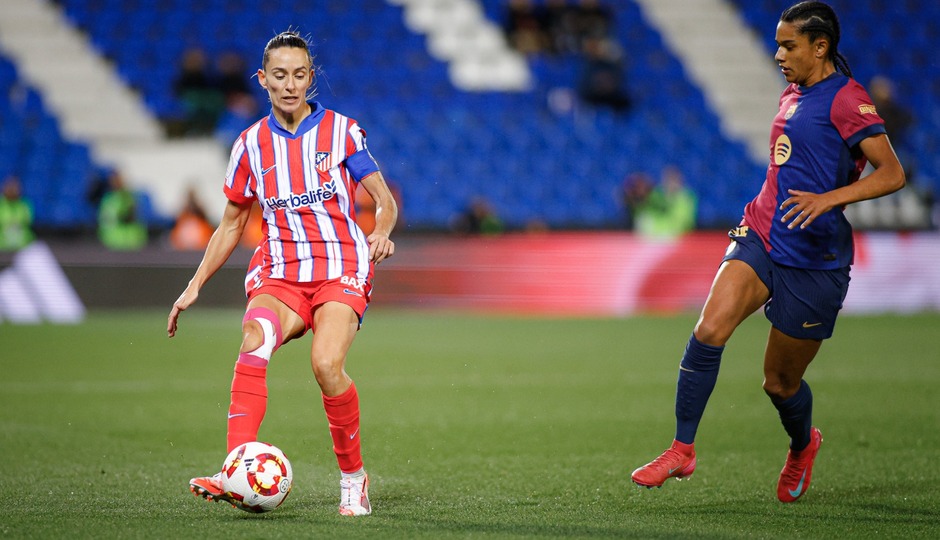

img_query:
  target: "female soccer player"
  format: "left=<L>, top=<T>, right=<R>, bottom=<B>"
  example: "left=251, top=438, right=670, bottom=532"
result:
left=167, top=30, right=398, bottom=516
left=630, top=1, right=904, bottom=502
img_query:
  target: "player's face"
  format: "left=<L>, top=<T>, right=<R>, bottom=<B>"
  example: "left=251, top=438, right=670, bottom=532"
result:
left=258, top=47, right=313, bottom=116
left=773, top=21, right=827, bottom=86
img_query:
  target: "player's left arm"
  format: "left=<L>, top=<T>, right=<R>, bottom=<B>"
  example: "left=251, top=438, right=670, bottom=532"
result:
left=780, top=134, right=905, bottom=229
left=359, top=171, right=398, bottom=264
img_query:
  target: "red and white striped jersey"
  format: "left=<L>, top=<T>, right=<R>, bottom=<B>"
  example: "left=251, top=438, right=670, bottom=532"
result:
left=223, top=102, right=379, bottom=284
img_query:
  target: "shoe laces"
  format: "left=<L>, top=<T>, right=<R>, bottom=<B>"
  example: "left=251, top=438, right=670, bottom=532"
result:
left=651, top=447, right=688, bottom=469
left=781, top=449, right=809, bottom=478
left=340, top=476, right=365, bottom=506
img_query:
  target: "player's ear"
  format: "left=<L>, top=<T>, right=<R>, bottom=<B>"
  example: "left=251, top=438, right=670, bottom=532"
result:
left=304, top=67, right=315, bottom=90
left=257, top=68, right=268, bottom=89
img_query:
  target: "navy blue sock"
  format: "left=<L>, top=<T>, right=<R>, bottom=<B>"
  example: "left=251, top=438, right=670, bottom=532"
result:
left=772, top=380, right=813, bottom=451
left=675, top=334, right=724, bottom=444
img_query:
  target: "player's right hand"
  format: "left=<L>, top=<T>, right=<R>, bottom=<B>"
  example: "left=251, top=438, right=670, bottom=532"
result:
left=167, top=288, right=198, bottom=337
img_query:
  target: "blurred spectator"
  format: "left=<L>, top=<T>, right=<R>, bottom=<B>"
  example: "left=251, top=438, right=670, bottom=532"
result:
left=545, top=0, right=582, bottom=54
left=507, top=0, right=614, bottom=57
left=578, top=35, right=631, bottom=112
left=632, top=166, right=697, bottom=239
left=573, top=0, right=614, bottom=40
left=452, top=196, right=504, bottom=235
left=621, top=171, right=654, bottom=230
left=174, top=47, right=225, bottom=136
left=86, top=168, right=111, bottom=211
left=869, top=75, right=913, bottom=151
left=869, top=75, right=914, bottom=176
left=0, top=175, right=35, bottom=251
left=169, top=186, right=214, bottom=251
left=504, top=0, right=550, bottom=55
left=216, top=51, right=252, bottom=101
left=867, top=75, right=933, bottom=228
left=215, top=91, right=260, bottom=146
left=546, top=0, right=613, bottom=55
left=98, top=170, right=147, bottom=250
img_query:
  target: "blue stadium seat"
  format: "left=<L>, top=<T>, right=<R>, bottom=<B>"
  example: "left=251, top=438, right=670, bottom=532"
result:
left=44, top=0, right=936, bottom=231
left=0, top=52, right=106, bottom=230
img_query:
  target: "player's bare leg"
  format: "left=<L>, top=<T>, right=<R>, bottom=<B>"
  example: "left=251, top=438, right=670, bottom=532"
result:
left=312, top=301, right=371, bottom=516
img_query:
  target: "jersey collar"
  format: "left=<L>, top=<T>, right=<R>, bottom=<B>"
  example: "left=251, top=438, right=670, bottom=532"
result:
left=266, top=101, right=325, bottom=139
left=798, top=71, right=843, bottom=93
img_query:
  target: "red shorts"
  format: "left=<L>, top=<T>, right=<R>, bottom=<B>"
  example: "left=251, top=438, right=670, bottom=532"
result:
left=247, top=274, right=372, bottom=333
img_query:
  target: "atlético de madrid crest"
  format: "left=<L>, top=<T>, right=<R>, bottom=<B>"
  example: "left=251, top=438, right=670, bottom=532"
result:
left=315, top=151, right=332, bottom=172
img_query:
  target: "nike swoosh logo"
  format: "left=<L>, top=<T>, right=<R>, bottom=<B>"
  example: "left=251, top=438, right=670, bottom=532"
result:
left=349, top=428, right=360, bottom=440
left=227, top=413, right=248, bottom=419
left=788, top=469, right=808, bottom=497
left=343, top=289, right=362, bottom=297
left=802, top=322, right=823, bottom=328
left=668, top=466, right=680, bottom=474
left=261, top=165, right=276, bottom=176
left=679, top=366, right=696, bottom=373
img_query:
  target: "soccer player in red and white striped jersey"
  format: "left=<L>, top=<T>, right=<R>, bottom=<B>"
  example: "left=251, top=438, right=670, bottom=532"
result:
left=168, top=31, right=397, bottom=516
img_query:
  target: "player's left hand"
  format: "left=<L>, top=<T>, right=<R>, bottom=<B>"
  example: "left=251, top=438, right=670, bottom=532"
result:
left=368, top=233, right=395, bottom=264
left=779, top=189, right=836, bottom=230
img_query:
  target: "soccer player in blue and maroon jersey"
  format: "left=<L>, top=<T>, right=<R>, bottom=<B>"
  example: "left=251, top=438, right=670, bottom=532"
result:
left=631, top=2, right=905, bottom=502
left=167, top=31, right=398, bottom=516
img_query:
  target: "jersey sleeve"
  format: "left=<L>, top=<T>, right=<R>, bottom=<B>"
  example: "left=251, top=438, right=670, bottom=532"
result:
left=223, top=135, right=255, bottom=204
left=344, top=122, right=380, bottom=182
left=831, top=80, right=887, bottom=148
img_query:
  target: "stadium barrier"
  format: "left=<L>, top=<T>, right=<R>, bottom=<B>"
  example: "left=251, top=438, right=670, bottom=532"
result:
left=1, top=231, right=937, bottom=319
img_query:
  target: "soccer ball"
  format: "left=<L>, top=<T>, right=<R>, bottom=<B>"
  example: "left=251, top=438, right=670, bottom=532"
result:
left=220, top=441, right=293, bottom=513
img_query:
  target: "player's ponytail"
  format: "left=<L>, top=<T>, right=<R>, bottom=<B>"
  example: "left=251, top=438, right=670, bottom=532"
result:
left=780, top=1, right=853, bottom=78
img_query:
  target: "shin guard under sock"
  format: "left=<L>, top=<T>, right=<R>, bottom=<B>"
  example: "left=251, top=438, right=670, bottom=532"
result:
left=322, top=382, right=363, bottom=473
left=675, top=334, right=724, bottom=444
left=227, top=363, right=268, bottom=452
left=773, top=379, right=813, bottom=451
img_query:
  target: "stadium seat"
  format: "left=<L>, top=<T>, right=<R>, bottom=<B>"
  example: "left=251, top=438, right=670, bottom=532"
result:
left=40, top=0, right=936, bottom=232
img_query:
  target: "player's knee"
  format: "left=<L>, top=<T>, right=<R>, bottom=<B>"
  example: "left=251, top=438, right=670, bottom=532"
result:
left=693, top=319, right=731, bottom=347
left=310, top=350, right=344, bottom=381
left=762, top=376, right=798, bottom=402
left=239, top=307, right=282, bottom=361
left=240, top=320, right=264, bottom=353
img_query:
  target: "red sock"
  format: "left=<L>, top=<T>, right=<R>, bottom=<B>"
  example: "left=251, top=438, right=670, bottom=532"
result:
left=322, top=382, right=363, bottom=473
left=227, top=362, right=267, bottom=452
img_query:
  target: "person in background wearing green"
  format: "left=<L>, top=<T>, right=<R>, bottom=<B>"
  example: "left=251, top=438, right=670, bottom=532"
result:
left=0, top=175, right=35, bottom=251
left=634, top=165, right=697, bottom=240
left=98, top=169, right=147, bottom=250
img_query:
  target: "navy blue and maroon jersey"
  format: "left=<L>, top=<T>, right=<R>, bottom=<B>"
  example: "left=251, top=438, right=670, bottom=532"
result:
left=742, top=73, right=886, bottom=269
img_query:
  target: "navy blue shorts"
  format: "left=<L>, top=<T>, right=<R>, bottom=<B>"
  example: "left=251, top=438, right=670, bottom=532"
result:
left=722, top=227, right=850, bottom=340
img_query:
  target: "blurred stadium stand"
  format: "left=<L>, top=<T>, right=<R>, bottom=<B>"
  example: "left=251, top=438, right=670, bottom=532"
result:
left=0, top=0, right=936, bottom=235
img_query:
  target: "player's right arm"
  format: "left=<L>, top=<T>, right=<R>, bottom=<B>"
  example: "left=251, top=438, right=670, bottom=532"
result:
left=167, top=199, right=253, bottom=337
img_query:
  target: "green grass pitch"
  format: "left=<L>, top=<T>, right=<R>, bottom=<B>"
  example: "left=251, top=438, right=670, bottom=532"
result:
left=2, top=309, right=939, bottom=538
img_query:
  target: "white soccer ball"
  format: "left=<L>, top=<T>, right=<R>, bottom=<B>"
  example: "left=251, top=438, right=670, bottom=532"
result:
left=220, top=441, right=293, bottom=513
